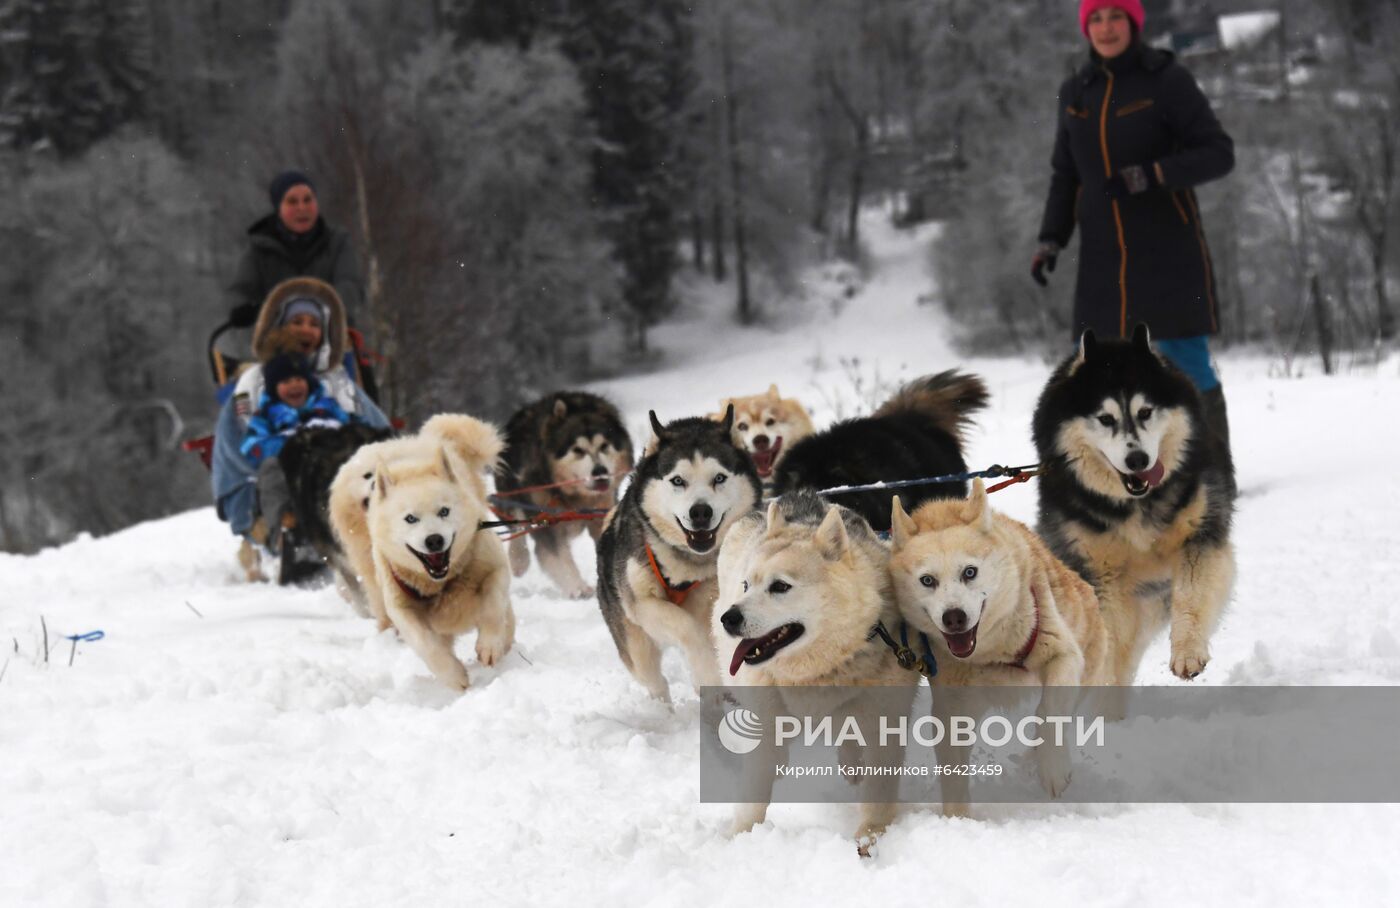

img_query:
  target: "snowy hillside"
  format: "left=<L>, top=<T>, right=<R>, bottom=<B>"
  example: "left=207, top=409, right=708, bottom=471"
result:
left=4, top=218, right=1400, bottom=906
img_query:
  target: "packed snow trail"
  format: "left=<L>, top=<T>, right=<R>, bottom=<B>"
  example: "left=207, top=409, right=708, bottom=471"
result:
left=3, top=218, right=1400, bottom=905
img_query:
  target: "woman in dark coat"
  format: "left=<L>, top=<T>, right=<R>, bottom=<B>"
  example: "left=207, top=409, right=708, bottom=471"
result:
left=226, top=170, right=366, bottom=329
left=1032, top=0, right=1234, bottom=441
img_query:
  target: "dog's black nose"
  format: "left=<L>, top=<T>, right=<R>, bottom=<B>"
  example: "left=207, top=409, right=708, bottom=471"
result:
left=424, top=534, right=445, bottom=553
left=1125, top=450, right=1150, bottom=472
left=690, top=501, right=713, bottom=527
left=591, top=464, right=608, bottom=477
left=720, top=606, right=744, bottom=634
left=752, top=435, right=770, bottom=450
left=942, top=608, right=968, bottom=633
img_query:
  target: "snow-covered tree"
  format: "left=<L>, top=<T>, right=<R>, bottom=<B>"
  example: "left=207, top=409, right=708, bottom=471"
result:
left=556, top=0, right=693, bottom=353
left=0, top=0, right=153, bottom=156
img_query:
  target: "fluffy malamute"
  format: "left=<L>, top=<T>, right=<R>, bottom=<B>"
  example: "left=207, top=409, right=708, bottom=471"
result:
left=1033, top=325, right=1235, bottom=686
left=496, top=391, right=634, bottom=599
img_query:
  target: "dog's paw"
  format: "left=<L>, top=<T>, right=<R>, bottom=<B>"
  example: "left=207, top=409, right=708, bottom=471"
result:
left=1099, top=686, right=1129, bottom=723
left=1038, top=746, right=1073, bottom=799
left=729, top=805, right=767, bottom=837
left=853, top=818, right=888, bottom=852
left=941, top=802, right=971, bottom=820
left=1170, top=642, right=1210, bottom=680
left=566, top=583, right=595, bottom=600
left=475, top=632, right=513, bottom=668
left=508, top=540, right=530, bottom=578
left=438, top=663, right=471, bottom=692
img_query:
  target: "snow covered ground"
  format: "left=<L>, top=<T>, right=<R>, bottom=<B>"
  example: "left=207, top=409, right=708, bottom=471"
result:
left=4, top=217, right=1399, bottom=906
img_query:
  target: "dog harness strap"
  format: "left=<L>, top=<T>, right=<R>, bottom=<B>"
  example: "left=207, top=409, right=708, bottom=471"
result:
left=869, top=621, right=938, bottom=678
left=1009, top=591, right=1041, bottom=669
left=644, top=543, right=697, bottom=606
left=390, top=568, right=434, bottom=603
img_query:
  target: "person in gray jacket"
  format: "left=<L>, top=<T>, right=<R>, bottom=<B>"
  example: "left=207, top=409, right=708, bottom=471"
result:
left=226, top=170, right=365, bottom=329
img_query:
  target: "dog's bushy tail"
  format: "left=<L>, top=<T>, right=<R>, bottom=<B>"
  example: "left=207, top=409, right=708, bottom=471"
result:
left=421, top=413, right=505, bottom=473
left=873, top=370, right=989, bottom=443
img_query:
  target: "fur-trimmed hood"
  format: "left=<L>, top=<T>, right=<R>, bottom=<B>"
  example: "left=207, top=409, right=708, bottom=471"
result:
left=251, top=276, right=348, bottom=369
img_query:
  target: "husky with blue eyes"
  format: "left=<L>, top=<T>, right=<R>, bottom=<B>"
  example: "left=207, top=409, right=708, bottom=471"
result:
left=889, top=480, right=1110, bottom=814
left=595, top=407, right=762, bottom=702
left=343, top=414, right=516, bottom=692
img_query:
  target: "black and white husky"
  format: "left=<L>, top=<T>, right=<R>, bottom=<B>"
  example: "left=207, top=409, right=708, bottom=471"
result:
left=1034, top=324, right=1235, bottom=686
left=596, top=407, right=762, bottom=702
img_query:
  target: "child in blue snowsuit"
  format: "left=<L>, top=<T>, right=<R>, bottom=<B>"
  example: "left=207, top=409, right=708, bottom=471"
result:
left=240, top=352, right=357, bottom=549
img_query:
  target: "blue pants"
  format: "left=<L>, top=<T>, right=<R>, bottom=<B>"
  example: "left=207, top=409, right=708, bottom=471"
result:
left=1153, top=336, right=1220, bottom=392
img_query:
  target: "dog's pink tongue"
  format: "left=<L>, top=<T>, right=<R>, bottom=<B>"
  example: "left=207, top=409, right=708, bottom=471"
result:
left=729, top=640, right=756, bottom=676
left=943, top=626, right=977, bottom=659
left=1137, top=460, right=1166, bottom=488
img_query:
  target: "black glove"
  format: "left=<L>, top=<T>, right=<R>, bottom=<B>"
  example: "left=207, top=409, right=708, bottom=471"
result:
left=229, top=301, right=260, bottom=328
left=1104, top=163, right=1160, bottom=199
left=1031, top=242, right=1060, bottom=287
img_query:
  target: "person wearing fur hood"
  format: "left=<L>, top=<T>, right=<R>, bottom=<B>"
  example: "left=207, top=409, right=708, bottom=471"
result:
left=211, top=277, right=389, bottom=543
left=229, top=277, right=382, bottom=428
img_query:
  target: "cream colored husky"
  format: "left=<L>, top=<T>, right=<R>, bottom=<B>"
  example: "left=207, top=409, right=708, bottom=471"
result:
left=715, top=491, right=917, bottom=853
left=889, top=480, right=1109, bottom=814
left=330, top=415, right=515, bottom=690
left=712, top=384, right=815, bottom=480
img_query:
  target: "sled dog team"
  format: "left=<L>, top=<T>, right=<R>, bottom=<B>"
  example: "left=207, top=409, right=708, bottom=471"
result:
left=326, top=324, right=1235, bottom=846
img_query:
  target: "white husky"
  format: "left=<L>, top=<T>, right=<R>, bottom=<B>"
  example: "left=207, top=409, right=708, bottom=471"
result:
left=332, top=415, right=515, bottom=690
left=715, top=491, right=917, bottom=854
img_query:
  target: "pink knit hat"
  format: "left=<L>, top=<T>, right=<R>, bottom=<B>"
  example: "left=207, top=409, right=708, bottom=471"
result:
left=1080, top=0, right=1144, bottom=37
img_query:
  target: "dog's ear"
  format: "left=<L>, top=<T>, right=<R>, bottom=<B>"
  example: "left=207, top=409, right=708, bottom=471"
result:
left=890, top=495, right=916, bottom=549
left=648, top=410, right=668, bottom=443
left=1131, top=322, right=1153, bottom=354
left=552, top=398, right=568, bottom=420
left=964, top=478, right=993, bottom=532
left=719, top=403, right=735, bottom=434
left=764, top=499, right=785, bottom=537
left=814, top=505, right=849, bottom=562
left=440, top=446, right=465, bottom=486
left=1077, top=329, right=1098, bottom=366
left=374, top=462, right=393, bottom=501
left=421, top=413, right=504, bottom=471
left=766, top=384, right=780, bottom=401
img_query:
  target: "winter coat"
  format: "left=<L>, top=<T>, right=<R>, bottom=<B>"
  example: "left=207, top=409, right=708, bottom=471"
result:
left=239, top=385, right=355, bottom=467
left=212, top=277, right=390, bottom=535
left=226, top=214, right=365, bottom=325
left=230, top=277, right=374, bottom=427
left=1038, top=43, right=1234, bottom=340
